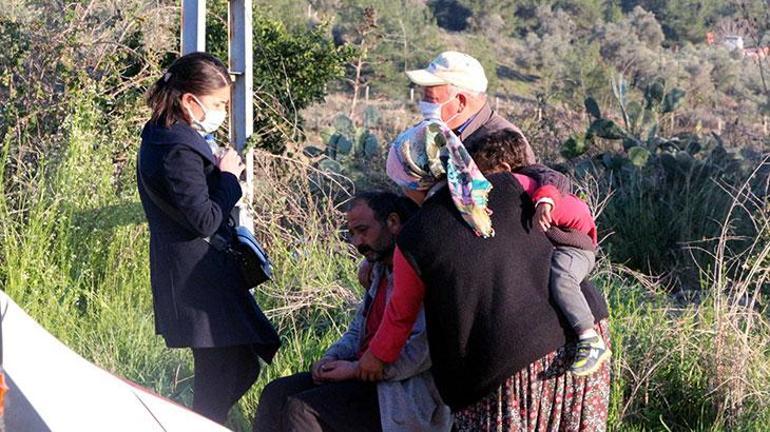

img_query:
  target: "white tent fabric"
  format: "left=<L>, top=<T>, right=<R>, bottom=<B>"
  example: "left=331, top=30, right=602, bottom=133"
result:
left=1, top=290, right=230, bottom=432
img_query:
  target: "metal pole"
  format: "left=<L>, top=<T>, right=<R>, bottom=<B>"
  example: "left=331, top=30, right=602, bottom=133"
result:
left=181, top=0, right=206, bottom=54
left=229, top=0, right=254, bottom=230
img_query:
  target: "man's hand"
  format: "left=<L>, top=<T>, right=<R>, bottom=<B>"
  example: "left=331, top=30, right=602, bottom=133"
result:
left=534, top=202, right=553, bottom=232
left=316, top=360, right=358, bottom=382
left=356, top=349, right=385, bottom=382
left=357, top=259, right=373, bottom=288
left=311, top=357, right=335, bottom=384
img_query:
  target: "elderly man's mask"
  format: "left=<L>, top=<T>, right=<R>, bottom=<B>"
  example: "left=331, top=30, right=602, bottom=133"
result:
left=419, top=92, right=461, bottom=125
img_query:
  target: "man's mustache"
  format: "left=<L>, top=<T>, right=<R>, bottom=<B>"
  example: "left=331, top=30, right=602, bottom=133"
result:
left=357, top=245, right=373, bottom=255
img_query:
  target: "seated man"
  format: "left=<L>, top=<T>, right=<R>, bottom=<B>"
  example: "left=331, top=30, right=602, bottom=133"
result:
left=254, top=191, right=451, bottom=432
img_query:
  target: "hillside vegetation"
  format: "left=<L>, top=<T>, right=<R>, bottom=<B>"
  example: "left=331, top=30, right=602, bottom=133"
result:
left=1, top=1, right=769, bottom=431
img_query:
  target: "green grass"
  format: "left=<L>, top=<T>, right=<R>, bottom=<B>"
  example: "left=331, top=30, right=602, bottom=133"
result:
left=2, top=100, right=769, bottom=432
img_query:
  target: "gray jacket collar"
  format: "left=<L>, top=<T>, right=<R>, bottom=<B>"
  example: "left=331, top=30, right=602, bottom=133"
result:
left=458, top=102, right=494, bottom=142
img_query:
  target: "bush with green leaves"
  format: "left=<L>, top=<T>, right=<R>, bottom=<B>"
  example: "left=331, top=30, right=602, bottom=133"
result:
left=205, top=2, right=353, bottom=153
left=331, top=1, right=445, bottom=100
left=0, top=2, right=168, bottom=192
left=301, top=107, right=394, bottom=190
left=510, top=5, right=614, bottom=107
left=561, top=77, right=762, bottom=276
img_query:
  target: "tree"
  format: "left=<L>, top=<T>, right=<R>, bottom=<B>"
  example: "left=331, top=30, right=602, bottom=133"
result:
left=343, top=6, right=380, bottom=121
left=206, top=3, right=352, bottom=153
left=621, top=0, right=724, bottom=43
left=332, top=0, right=444, bottom=100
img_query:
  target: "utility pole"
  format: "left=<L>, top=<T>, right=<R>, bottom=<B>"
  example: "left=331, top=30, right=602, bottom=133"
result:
left=181, top=0, right=206, bottom=53
left=228, top=0, right=254, bottom=230
left=181, top=0, right=254, bottom=231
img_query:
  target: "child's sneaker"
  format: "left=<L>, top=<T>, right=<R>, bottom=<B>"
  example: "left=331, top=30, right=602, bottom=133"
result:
left=570, top=336, right=610, bottom=376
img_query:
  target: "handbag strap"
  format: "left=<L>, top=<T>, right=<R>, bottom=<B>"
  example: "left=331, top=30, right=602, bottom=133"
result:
left=137, top=152, right=230, bottom=252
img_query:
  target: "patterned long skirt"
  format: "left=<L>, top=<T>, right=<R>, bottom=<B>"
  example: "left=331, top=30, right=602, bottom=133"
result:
left=453, top=319, right=611, bottom=432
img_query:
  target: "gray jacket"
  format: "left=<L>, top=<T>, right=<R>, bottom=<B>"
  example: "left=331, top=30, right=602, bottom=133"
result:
left=324, top=263, right=452, bottom=432
left=460, top=101, right=537, bottom=165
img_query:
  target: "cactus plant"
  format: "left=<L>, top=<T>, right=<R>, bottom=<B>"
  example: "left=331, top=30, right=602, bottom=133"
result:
left=303, top=145, right=324, bottom=158
left=331, top=133, right=353, bottom=156
left=363, top=105, right=381, bottom=129
left=644, top=78, right=665, bottom=109
left=661, top=88, right=686, bottom=114
left=357, top=130, right=379, bottom=158
left=627, top=146, right=651, bottom=167
left=565, top=74, right=690, bottom=172
left=318, top=158, right=343, bottom=174
left=561, top=135, right=589, bottom=159
left=584, top=97, right=602, bottom=120
left=567, top=76, right=755, bottom=203
left=588, top=118, right=627, bottom=140
left=333, top=113, right=355, bottom=137
left=304, top=111, right=385, bottom=175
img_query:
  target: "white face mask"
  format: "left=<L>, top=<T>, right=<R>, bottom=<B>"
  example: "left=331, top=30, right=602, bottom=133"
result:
left=187, top=95, right=227, bottom=136
left=418, top=93, right=461, bottom=124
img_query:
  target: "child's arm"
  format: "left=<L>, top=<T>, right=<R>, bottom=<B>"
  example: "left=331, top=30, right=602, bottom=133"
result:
left=515, top=172, right=596, bottom=238
left=517, top=164, right=571, bottom=195
left=511, top=172, right=538, bottom=196
left=512, top=173, right=559, bottom=232
left=535, top=187, right=597, bottom=244
left=532, top=184, right=562, bottom=209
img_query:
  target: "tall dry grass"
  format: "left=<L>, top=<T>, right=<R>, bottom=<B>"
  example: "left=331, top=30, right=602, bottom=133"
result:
left=593, top=160, right=770, bottom=431
left=1, top=79, right=768, bottom=432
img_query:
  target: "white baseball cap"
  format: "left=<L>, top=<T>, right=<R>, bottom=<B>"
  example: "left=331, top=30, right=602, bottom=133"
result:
left=406, top=51, right=488, bottom=94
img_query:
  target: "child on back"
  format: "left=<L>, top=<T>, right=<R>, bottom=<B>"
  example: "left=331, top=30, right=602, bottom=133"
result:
left=471, top=129, right=610, bottom=376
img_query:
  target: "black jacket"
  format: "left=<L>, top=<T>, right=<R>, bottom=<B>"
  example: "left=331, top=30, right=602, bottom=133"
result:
left=397, top=172, right=608, bottom=410
left=137, top=121, right=279, bottom=360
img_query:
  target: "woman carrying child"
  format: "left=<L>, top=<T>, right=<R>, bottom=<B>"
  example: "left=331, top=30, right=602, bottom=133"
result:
left=471, top=129, right=610, bottom=376
left=357, top=119, right=611, bottom=431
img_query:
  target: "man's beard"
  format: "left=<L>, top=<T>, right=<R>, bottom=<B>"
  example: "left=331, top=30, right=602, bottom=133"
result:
left=358, top=241, right=395, bottom=262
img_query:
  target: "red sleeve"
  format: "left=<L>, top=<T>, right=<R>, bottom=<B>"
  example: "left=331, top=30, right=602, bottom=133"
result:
left=549, top=194, right=599, bottom=245
left=368, top=245, right=426, bottom=363
left=532, top=184, right=562, bottom=207
left=511, top=173, right=538, bottom=196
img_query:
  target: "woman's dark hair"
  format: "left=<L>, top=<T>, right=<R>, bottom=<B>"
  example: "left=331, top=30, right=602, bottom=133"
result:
left=146, top=52, right=232, bottom=127
left=467, top=129, right=529, bottom=174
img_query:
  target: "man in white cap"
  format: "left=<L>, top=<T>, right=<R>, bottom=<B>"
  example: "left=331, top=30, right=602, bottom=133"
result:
left=406, top=51, right=537, bottom=164
left=356, top=53, right=592, bottom=393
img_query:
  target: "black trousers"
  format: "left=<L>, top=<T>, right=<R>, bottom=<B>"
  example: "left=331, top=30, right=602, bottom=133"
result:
left=253, top=372, right=381, bottom=432
left=191, top=344, right=262, bottom=424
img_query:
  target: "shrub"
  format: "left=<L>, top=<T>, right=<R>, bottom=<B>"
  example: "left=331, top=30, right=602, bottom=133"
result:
left=205, top=2, right=353, bottom=153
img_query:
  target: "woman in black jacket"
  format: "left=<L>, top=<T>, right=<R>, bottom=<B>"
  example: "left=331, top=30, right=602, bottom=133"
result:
left=137, top=52, right=280, bottom=424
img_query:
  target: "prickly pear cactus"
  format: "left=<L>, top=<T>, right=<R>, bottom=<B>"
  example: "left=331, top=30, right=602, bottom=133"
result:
left=331, top=133, right=353, bottom=157
left=357, top=130, right=379, bottom=158
left=561, top=135, right=589, bottom=159
left=306, top=111, right=385, bottom=176
left=564, top=75, right=689, bottom=172
left=363, top=106, right=381, bottom=129
left=333, top=114, right=355, bottom=137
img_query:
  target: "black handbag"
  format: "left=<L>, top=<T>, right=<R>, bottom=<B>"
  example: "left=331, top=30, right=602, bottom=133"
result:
left=137, top=157, right=273, bottom=289
left=230, top=225, right=273, bottom=287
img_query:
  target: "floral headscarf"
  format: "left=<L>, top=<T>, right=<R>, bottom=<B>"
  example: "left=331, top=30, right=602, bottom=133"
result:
left=386, top=120, right=494, bottom=238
